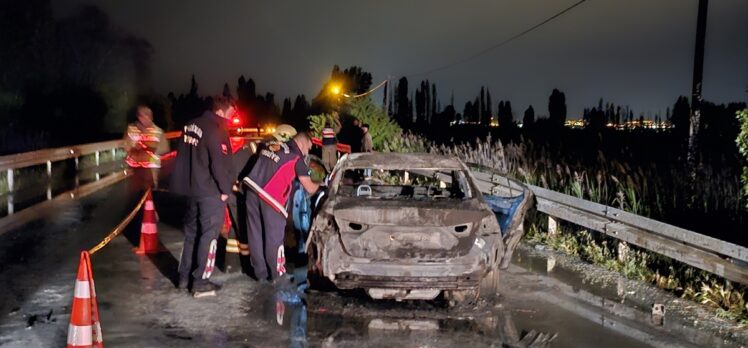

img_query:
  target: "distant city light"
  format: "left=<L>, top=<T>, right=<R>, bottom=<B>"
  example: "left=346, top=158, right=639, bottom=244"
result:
left=563, top=118, right=674, bottom=130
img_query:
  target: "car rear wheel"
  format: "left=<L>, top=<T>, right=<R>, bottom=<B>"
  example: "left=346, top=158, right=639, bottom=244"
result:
left=307, top=243, right=335, bottom=291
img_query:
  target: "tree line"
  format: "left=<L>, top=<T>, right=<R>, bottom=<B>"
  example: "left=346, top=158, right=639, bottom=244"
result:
left=1, top=0, right=743, bottom=158
left=0, top=0, right=153, bottom=154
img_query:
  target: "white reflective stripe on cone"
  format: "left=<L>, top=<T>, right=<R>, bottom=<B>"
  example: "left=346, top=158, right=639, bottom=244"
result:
left=141, top=223, right=157, bottom=234
left=68, top=324, right=93, bottom=346
left=74, top=280, right=90, bottom=299
left=145, top=200, right=155, bottom=210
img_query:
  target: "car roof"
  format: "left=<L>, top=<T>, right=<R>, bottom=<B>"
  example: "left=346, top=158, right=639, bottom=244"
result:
left=340, top=152, right=466, bottom=170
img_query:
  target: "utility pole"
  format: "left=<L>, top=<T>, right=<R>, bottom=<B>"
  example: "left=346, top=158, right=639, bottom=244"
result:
left=688, top=0, right=708, bottom=203
left=383, top=78, right=390, bottom=117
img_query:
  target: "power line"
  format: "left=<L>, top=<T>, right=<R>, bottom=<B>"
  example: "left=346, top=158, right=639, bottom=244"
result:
left=340, top=2, right=588, bottom=100
left=343, top=79, right=388, bottom=98
left=406, top=0, right=588, bottom=78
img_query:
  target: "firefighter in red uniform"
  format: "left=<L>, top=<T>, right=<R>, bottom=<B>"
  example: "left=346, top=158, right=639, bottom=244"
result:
left=242, top=132, right=320, bottom=282
left=231, top=124, right=298, bottom=262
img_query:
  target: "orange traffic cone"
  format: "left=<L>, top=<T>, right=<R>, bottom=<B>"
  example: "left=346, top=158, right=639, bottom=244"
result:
left=133, top=191, right=166, bottom=254
left=67, top=251, right=103, bottom=348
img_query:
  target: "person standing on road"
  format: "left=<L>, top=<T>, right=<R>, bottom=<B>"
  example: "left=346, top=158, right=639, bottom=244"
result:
left=321, top=114, right=341, bottom=172
left=124, top=105, right=168, bottom=194
left=361, top=123, right=373, bottom=153
left=242, top=133, right=320, bottom=282
left=360, top=123, right=373, bottom=177
left=349, top=118, right=364, bottom=153
left=171, top=96, right=235, bottom=297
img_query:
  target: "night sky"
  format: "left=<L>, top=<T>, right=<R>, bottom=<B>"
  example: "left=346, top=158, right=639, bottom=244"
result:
left=53, top=0, right=748, bottom=119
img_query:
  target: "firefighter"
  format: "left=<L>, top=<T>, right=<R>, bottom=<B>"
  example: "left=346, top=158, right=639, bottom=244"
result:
left=230, top=124, right=298, bottom=267
left=171, top=96, right=235, bottom=297
left=123, top=105, right=168, bottom=194
left=242, top=132, right=320, bottom=282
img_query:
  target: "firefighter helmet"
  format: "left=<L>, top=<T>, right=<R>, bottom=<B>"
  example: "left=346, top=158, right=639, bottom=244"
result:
left=273, top=124, right=297, bottom=142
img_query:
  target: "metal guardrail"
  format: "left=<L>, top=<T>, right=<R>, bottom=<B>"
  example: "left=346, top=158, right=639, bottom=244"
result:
left=0, top=140, right=125, bottom=193
left=0, top=170, right=130, bottom=234
left=468, top=165, right=748, bottom=285
left=0, top=140, right=124, bottom=172
left=0, top=132, right=186, bottom=193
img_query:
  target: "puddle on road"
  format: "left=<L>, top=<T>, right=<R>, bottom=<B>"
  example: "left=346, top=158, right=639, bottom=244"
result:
left=243, top=264, right=647, bottom=348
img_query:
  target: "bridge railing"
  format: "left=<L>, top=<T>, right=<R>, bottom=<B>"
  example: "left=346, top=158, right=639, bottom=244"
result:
left=468, top=165, right=748, bottom=285
left=0, top=131, right=184, bottom=193
left=0, top=140, right=126, bottom=193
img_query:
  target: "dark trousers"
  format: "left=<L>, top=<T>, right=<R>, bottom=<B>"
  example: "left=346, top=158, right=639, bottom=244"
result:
left=245, top=190, right=287, bottom=280
left=179, top=196, right=225, bottom=284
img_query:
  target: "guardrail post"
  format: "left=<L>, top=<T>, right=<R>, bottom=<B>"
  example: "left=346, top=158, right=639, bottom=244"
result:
left=6, top=169, right=13, bottom=193
left=547, top=256, right=556, bottom=273
left=617, top=241, right=630, bottom=263
left=46, top=161, right=52, bottom=178
left=74, top=156, right=79, bottom=170
left=548, top=216, right=558, bottom=236
left=7, top=195, right=13, bottom=215
left=47, top=184, right=52, bottom=201
left=95, top=151, right=100, bottom=166
left=111, top=148, right=116, bottom=159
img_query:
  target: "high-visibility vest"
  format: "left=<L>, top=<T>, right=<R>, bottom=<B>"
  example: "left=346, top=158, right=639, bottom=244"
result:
left=125, top=124, right=165, bottom=168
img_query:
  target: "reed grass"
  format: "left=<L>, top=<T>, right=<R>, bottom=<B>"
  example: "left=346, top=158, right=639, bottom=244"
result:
left=388, top=132, right=748, bottom=324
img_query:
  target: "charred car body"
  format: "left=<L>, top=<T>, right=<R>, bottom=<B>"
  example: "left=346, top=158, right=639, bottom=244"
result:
left=305, top=153, right=531, bottom=304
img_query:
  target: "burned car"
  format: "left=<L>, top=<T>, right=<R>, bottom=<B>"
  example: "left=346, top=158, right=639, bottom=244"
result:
left=305, top=153, right=531, bottom=304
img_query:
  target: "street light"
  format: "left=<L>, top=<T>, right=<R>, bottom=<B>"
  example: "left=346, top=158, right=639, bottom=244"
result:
left=329, top=84, right=342, bottom=96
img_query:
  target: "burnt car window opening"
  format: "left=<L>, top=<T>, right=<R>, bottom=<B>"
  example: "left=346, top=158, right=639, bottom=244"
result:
left=338, top=169, right=472, bottom=200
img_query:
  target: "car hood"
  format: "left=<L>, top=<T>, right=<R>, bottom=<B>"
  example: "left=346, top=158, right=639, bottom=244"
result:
left=332, top=198, right=492, bottom=260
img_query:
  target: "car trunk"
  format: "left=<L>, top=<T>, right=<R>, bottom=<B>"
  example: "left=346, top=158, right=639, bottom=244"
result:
left=332, top=198, right=489, bottom=260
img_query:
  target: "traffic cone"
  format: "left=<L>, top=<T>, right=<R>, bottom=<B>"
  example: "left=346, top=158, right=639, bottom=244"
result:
left=67, top=251, right=103, bottom=348
left=133, top=191, right=166, bottom=254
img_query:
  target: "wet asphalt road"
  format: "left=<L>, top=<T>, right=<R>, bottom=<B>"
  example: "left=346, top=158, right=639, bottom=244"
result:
left=0, top=179, right=739, bottom=347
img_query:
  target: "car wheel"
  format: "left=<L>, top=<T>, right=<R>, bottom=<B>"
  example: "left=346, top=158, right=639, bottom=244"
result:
left=307, top=243, right=335, bottom=291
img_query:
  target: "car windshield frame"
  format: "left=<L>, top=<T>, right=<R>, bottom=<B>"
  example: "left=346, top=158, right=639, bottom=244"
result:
left=333, top=167, right=474, bottom=201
